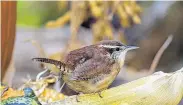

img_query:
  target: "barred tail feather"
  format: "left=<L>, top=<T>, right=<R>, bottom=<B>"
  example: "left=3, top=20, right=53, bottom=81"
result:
left=32, top=58, right=67, bottom=72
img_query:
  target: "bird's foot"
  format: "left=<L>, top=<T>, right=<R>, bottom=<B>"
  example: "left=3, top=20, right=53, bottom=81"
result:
left=76, top=92, right=84, bottom=102
left=76, top=95, right=80, bottom=102
left=98, top=92, right=103, bottom=98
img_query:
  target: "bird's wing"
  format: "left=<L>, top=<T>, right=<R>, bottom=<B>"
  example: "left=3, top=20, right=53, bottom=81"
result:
left=64, top=46, right=94, bottom=69
left=70, top=56, right=114, bottom=81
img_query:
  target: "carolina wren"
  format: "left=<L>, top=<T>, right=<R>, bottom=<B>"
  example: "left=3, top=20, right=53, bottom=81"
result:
left=32, top=40, right=138, bottom=94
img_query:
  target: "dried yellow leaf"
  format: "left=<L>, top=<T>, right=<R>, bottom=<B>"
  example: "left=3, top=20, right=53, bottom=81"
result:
left=132, top=15, right=141, bottom=24
left=1, top=86, right=24, bottom=100
left=89, top=1, right=102, bottom=18
left=46, top=12, right=70, bottom=28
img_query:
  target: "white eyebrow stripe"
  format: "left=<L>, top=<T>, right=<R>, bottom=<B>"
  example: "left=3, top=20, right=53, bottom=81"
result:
left=99, top=45, right=120, bottom=48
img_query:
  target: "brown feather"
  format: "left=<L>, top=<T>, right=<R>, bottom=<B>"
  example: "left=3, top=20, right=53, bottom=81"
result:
left=32, top=58, right=69, bottom=73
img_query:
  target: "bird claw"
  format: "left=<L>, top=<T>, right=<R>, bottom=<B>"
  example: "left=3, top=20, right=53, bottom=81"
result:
left=76, top=95, right=80, bottom=102
left=98, top=92, right=103, bottom=98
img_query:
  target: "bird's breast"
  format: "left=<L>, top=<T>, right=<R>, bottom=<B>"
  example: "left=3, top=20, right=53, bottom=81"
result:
left=62, top=63, right=120, bottom=93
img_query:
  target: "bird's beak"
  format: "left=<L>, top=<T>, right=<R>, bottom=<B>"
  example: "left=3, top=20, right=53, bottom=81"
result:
left=124, top=46, right=139, bottom=51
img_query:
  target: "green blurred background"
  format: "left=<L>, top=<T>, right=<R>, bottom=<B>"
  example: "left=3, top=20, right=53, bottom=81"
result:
left=17, top=1, right=67, bottom=27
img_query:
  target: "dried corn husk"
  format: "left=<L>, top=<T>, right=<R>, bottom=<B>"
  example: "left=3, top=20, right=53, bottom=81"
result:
left=46, top=67, right=183, bottom=105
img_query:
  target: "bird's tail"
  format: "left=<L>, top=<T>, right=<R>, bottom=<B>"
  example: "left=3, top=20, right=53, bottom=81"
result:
left=32, top=58, right=69, bottom=73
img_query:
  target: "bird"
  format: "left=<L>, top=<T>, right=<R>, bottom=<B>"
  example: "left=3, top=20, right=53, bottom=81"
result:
left=32, top=40, right=138, bottom=95
left=1, top=87, right=41, bottom=105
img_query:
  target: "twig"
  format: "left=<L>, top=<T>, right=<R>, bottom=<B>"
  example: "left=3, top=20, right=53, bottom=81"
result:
left=148, top=35, right=173, bottom=74
left=36, top=69, right=49, bottom=81
left=59, top=82, right=66, bottom=92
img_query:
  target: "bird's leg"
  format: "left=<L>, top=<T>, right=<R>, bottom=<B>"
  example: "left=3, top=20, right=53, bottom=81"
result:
left=76, top=92, right=102, bottom=102
left=76, top=95, right=80, bottom=102
left=98, top=91, right=103, bottom=98
left=75, top=92, right=103, bottom=102
left=76, top=92, right=83, bottom=102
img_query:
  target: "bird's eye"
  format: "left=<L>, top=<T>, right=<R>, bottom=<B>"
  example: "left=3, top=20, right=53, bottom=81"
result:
left=116, top=47, right=120, bottom=51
